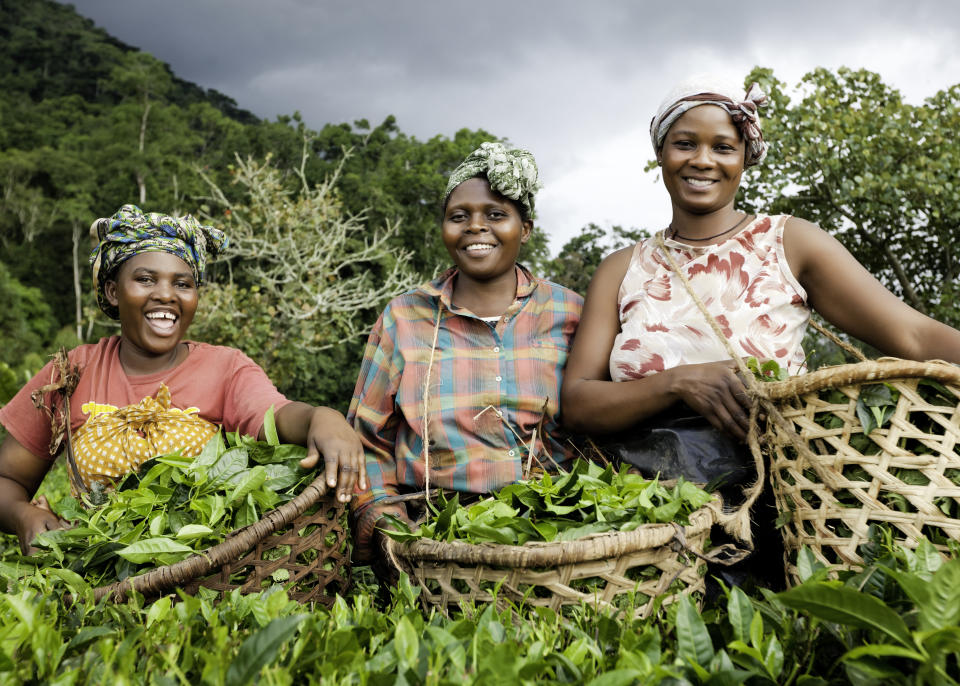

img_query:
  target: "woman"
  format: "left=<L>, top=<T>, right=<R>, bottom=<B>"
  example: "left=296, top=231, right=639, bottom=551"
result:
left=561, top=76, right=960, bottom=575
left=349, top=143, right=582, bottom=560
left=0, top=205, right=365, bottom=554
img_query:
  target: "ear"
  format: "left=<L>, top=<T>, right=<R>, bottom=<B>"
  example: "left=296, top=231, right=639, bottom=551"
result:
left=520, top=220, right=533, bottom=244
left=104, top=279, right=119, bottom=308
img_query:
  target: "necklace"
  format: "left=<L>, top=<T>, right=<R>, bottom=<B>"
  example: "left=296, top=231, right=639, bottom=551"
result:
left=669, top=213, right=750, bottom=242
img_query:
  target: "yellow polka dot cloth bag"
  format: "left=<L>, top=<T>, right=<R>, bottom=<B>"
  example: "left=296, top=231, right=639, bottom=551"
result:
left=71, top=383, right=219, bottom=491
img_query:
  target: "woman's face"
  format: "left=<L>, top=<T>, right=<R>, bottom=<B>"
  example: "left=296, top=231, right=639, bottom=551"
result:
left=658, top=105, right=745, bottom=215
left=442, top=177, right=532, bottom=284
left=105, top=251, right=198, bottom=357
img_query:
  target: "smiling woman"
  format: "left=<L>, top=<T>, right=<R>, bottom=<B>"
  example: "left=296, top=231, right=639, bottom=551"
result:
left=560, top=74, right=960, bottom=586
left=348, top=143, right=583, bottom=575
left=0, top=205, right=366, bottom=554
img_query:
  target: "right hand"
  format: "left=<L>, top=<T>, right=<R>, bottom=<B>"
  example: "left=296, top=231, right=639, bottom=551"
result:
left=16, top=495, right=69, bottom=555
left=667, top=360, right=753, bottom=441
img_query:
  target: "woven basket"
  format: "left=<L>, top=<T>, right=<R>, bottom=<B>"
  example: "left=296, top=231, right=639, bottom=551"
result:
left=91, top=475, right=351, bottom=605
left=760, top=359, right=960, bottom=581
left=386, top=504, right=719, bottom=618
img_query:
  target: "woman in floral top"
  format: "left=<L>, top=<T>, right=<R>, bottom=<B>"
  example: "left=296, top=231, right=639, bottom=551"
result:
left=562, top=74, right=960, bottom=512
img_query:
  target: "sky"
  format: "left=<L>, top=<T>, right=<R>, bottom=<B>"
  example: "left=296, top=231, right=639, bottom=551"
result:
left=64, top=0, right=960, bottom=254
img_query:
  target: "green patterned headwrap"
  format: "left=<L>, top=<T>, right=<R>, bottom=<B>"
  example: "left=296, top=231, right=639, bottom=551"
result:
left=89, top=204, right=227, bottom=320
left=443, top=142, right=542, bottom=217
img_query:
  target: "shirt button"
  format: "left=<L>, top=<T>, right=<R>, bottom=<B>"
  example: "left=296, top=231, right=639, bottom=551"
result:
left=493, top=346, right=500, bottom=353
left=508, top=450, right=516, bottom=457
left=495, top=375, right=502, bottom=382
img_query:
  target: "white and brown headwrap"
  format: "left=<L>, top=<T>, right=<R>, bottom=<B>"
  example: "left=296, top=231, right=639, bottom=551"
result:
left=650, top=75, right=769, bottom=167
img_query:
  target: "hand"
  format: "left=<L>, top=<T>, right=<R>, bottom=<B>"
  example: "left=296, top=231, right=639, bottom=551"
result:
left=299, top=407, right=367, bottom=503
left=666, top=360, right=753, bottom=441
left=16, top=496, right=70, bottom=555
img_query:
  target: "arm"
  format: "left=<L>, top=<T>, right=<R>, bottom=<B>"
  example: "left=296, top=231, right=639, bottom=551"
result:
left=561, top=247, right=752, bottom=440
left=784, top=218, right=960, bottom=363
left=0, top=435, right=66, bottom=554
left=269, top=402, right=366, bottom=504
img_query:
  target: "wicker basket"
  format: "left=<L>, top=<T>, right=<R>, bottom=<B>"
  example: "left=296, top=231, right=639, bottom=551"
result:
left=91, top=475, right=351, bottom=605
left=385, top=504, right=721, bottom=618
left=760, top=359, right=960, bottom=581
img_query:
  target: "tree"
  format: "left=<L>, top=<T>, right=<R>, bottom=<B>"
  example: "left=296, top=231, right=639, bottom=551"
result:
left=190, top=140, right=419, bottom=408
left=546, top=224, right=648, bottom=295
left=741, top=67, right=960, bottom=327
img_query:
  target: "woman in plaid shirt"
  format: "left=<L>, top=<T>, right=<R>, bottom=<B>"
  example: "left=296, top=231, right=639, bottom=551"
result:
left=348, top=143, right=582, bottom=561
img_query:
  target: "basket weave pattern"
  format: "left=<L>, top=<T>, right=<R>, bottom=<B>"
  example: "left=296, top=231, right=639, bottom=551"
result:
left=388, top=506, right=715, bottom=618
left=762, top=360, right=960, bottom=580
left=92, top=475, right=350, bottom=605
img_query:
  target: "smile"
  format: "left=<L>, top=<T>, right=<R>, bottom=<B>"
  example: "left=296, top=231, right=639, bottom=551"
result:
left=145, top=311, right=178, bottom=334
left=463, top=243, right=497, bottom=254
left=683, top=177, right=717, bottom=188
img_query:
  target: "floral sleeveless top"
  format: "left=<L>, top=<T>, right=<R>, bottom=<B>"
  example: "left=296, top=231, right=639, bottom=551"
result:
left=610, top=214, right=809, bottom=381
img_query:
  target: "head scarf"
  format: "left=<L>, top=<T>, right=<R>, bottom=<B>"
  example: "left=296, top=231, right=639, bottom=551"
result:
left=650, top=74, right=769, bottom=167
left=443, top=142, right=542, bottom=217
left=89, top=204, right=227, bottom=319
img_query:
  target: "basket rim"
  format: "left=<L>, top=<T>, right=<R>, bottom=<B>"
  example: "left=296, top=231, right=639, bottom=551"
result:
left=760, top=358, right=960, bottom=401
left=387, top=504, right=716, bottom=568
left=90, top=474, right=339, bottom=603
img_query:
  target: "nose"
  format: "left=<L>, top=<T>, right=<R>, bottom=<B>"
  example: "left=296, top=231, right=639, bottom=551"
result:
left=690, top=144, right=714, bottom=168
left=467, top=212, right=487, bottom=232
left=151, top=278, right=175, bottom=301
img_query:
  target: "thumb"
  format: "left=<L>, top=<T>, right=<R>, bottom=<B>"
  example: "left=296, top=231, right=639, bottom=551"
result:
left=300, top=450, right=320, bottom=469
left=34, top=495, right=52, bottom=512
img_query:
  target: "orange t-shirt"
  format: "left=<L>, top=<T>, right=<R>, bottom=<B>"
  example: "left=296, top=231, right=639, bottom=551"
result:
left=0, top=336, right=291, bottom=461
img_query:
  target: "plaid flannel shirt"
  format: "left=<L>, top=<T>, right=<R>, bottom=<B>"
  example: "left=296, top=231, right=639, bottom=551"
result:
left=348, top=265, right=583, bottom=551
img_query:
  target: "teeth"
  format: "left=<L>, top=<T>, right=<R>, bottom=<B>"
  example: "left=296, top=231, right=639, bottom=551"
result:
left=686, top=178, right=715, bottom=188
left=465, top=244, right=495, bottom=252
left=146, top=312, right=176, bottom=320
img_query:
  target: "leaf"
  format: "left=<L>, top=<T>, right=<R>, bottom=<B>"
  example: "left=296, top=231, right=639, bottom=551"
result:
left=675, top=594, right=715, bottom=667
left=585, top=670, right=644, bottom=686
left=262, top=405, right=280, bottom=447
left=146, top=596, right=172, bottom=628
left=856, top=398, right=879, bottom=435
left=225, top=614, right=307, bottom=686
left=841, top=643, right=926, bottom=662
left=116, top=538, right=194, bottom=564
left=228, top=465, right=268, bottom=504
left=207, top=447, right=249, bottom=485
left=727, top=586, right=755, bottom=643
left=394, top=616, right=419, bottom=669
left=777, top=582, right=915, bottom=647
left=174, top=524, right=214, bottom=541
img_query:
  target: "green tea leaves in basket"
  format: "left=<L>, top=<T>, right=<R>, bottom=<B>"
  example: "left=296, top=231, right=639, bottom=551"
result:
left=19, top=428, right=315, bottom=586
left=382, top=459, right=714, bottom=546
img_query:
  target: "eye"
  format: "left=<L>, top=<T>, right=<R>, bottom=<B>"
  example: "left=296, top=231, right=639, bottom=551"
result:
left=175, top=280, right=194, bottom=289
left=135, top=275, right=154, bottom=284
left=715, top=144, right=737, bottom=153
left=488, top=209, right=507, bottom=220
left=447, top=211, right=467, bottom=222
left=672, top=140, right=695, bottom=150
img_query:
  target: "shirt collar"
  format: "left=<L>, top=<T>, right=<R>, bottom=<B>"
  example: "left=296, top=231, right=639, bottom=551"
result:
left=422, top=264, right=538, bottom=311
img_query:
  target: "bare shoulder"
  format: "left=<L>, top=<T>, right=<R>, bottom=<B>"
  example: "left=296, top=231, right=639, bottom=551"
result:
left=589, top=244, right=634, bottom=295
left=782, top=216, right=843, bottom=279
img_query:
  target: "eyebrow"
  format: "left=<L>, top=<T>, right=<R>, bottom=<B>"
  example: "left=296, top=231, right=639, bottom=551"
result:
left=130, top=267, right=195, bottom=279
left=669, top=129, right=740, bottom=142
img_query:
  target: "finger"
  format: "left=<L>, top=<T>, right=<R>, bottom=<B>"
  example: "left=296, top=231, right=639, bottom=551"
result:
left=34, top=495, right=52, bottom=512
left=337, top=459, right=357, bottom=503
left=325, top=452, right=339, bottom=489
left=707, top=401, right=747, bottom=442
left=358, top=452, right=368, bottom=491
left=299, top=449, right=320, bottom=470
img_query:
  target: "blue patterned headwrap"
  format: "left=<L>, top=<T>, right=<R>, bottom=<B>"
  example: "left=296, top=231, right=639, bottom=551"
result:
left=89, top=204, right=227, bottom=319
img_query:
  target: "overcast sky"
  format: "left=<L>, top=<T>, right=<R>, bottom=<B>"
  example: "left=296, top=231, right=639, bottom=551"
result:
left=65, top=0, right=960, bottom=254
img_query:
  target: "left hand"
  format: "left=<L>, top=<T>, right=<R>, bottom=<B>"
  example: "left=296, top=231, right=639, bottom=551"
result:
left=299, top=407, right=367, bottom=503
